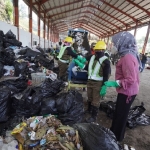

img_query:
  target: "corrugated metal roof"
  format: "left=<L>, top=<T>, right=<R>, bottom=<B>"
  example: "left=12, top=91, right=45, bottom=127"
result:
left=23, top=0, right=150, bottom=37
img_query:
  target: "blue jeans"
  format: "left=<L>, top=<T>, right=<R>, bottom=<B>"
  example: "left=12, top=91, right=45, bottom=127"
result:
left=141, top=62, right=146, bottom=72
left=68, top=61, right=75, bottom=80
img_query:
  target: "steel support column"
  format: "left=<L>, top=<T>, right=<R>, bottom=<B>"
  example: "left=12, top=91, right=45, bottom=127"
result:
left=142, top=22, right=150, bottom=54
left=47, top=20, right=50, bottom=48
left=13, top=0, right=19, bottom=40
left=38, top=4, right=40, bottom=45
left=43, top=13, right=46, bottom=50
left=29, top=0, right=32, bottom=47
left=107, top=36, right=109, bottom=45
left=134, top=22, right=138, bottom=37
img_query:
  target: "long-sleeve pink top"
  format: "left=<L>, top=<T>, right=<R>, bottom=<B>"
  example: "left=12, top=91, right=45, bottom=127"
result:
left=115, top=54, right=140, bottom=97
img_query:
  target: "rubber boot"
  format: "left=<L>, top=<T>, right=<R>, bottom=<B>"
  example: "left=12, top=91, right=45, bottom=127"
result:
left=84, top=102, right=92, bottom=114
left=86, top=106, right=99, bottom=123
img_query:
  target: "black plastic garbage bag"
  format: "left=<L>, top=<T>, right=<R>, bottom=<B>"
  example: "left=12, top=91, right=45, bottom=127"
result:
left=17, top=47, right=27, bottom=55
left=4, top=38, right=22, bottom=47
left=0, top=62, right=4, bottom=78
left=0, top=30, right=4, bottom=37
left=73, top=123, right=120, bottom=150
left=127, top=103, right=149, bottom=128
left=0, top=49, right=15, bottom=65
left=34, top=55, right=54, bottom=70
left=135, top=114, right=150, bottom=126
left=0, top=86, right=11, bottom=122
left=39, top=97, right=57, bottom=115
left=13, top=61, right=29, bottom=76
left=0, top=76, right=28, bottom=94
left=56, top=92, right=74, bottom=113
left=3, top=42, right=12, bottom=48
left=0, top=115, right=23, bottom=136
left=100, top=101, right=116, bottom=119
left=12, top=87, right=43, bottom=117
left=24, top=47, right=42, bottom=57
left=57, top=90, right=84, bottom=125
left=5, top=30, right=16, bottom=39
left=39, top=79, right=64, bottom=98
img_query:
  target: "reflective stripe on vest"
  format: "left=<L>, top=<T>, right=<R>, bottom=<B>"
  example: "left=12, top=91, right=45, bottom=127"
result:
left=88, top=55, right=108, bottom=81
left=57, top=45, right=69, bottom=59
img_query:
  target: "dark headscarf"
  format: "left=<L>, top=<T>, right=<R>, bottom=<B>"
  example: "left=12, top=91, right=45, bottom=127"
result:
left=112, top=31, right=142, bottom=69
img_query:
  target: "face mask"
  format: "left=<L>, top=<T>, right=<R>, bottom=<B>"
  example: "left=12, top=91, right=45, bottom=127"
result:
left=95, top=51, right=104, bottom=59
left=64, top=42, right=71, bottom=46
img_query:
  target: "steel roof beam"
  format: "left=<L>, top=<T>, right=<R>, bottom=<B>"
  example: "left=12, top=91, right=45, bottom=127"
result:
left=46, top=4, right=127, bottom=26
left=57, top=21, right=105, bottom=35
left=89, top=4, right=127, bottom=26
left=54, top=14, right=113, bottom=33
left=126, top=0, right=150, bottom=16
left=59, top=26, right=100, bottom=38
left=58, top=23, right=103, bottom=36
left=32, top=0, right=48, bottom=6
left=41, top=0, right=81, bottom=13
left=100, top=0, right=138, bottom=22
left=55, top=17, right=110, bottom=35
left=53, top=10, right=120, bottom=30
left=81, top=24, right=103, bottom=37
left=82, top=24, right=103, bottom=35
left=58, top=23, right=102, bottom=37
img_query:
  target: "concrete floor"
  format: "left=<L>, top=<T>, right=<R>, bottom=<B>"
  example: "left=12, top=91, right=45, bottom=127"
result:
left=81, top=65, right=150, bottom=150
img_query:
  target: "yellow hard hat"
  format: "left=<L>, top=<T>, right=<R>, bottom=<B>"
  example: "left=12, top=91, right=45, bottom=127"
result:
left=64, top=37, right=73, bottom=43
left=94, top=41, right=106, bottom=50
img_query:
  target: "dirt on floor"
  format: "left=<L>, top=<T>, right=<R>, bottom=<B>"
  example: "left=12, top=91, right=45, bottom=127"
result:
left=82, top=65, right=150, bottom=150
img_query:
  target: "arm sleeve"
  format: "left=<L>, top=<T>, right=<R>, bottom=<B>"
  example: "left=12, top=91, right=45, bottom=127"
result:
left=102, top=59, right=111, bottom=85
left=66, top=47, right=78, bottom=58
left=119, top=58, right=137, bottom=90
left=84, top=55, right=92, bottom=71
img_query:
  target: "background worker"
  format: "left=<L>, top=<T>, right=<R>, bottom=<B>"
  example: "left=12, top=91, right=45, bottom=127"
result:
left=85, top=41, right=111, bottom=123
left=100, top=31, right=141, bottom=142
left=90, top=42, right=96, bottom=55
left=140, top=53, right=148, bottom=72
left=57, top=36, right=86, bottom=80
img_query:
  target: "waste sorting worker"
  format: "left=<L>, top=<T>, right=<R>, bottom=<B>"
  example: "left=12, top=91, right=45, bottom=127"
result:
left=57, top=36, right=86, bottom=80
left=100, top=31, right=141, bottom=142
left=85, top=41, right=111, bottom=123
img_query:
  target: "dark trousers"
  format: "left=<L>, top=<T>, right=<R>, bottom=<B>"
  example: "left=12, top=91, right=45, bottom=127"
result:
left=141, top=62, right=146, bottom=72
left=58, top=60, right=68, bottom=80
left=110, top=93, right=136, bottom=142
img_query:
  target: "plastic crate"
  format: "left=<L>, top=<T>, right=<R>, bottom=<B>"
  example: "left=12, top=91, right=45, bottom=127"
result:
left=31, top=73, right=46, bottom=85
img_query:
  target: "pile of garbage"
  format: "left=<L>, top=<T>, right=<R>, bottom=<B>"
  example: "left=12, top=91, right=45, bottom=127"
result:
left=100, top=101, right=150, bottom=128
left=0, top=115, right=83, bottom=150
left=0, top=29, right=85, bottom=136
left=0, top=115, right=122, bottom=150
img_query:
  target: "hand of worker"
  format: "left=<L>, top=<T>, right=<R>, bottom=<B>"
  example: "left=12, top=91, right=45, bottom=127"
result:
left=77, top=55, right=87, bottom=64
left=73, top=59, right=85, bottom=69
left=104, top=81, right=120, bottom=87
left=100, top=85, right=107, bottom=97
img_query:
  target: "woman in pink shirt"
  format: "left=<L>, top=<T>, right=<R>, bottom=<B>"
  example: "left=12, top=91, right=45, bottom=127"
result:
left=100, top=31, right=142, bottom=142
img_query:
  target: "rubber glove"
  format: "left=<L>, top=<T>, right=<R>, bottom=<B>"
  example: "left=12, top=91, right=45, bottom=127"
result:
left=77, top=55, right=87, bottom=64
left=74, top=59, right=85, bottom=69
left=104, top=81, right=120, bottom=87
left=100, top=85, right=107, bottom=97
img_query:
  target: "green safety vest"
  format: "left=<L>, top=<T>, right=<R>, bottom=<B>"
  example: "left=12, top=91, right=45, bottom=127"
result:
left=57, top=45, right=69, bottom=63
left=88, top=55, right=108, bottom=81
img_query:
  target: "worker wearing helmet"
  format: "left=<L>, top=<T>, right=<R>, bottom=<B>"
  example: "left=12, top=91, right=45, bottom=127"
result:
left=85, top=41, right=111, bottom=123
left=57, top=36, right=86, bottom=80
left=90, top=42, right=96, bottom=55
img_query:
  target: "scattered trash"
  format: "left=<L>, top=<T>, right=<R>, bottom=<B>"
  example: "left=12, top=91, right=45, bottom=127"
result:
left=10, top=115, right=83, bottom=149
left=127, top=103, right=150, bottom=129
